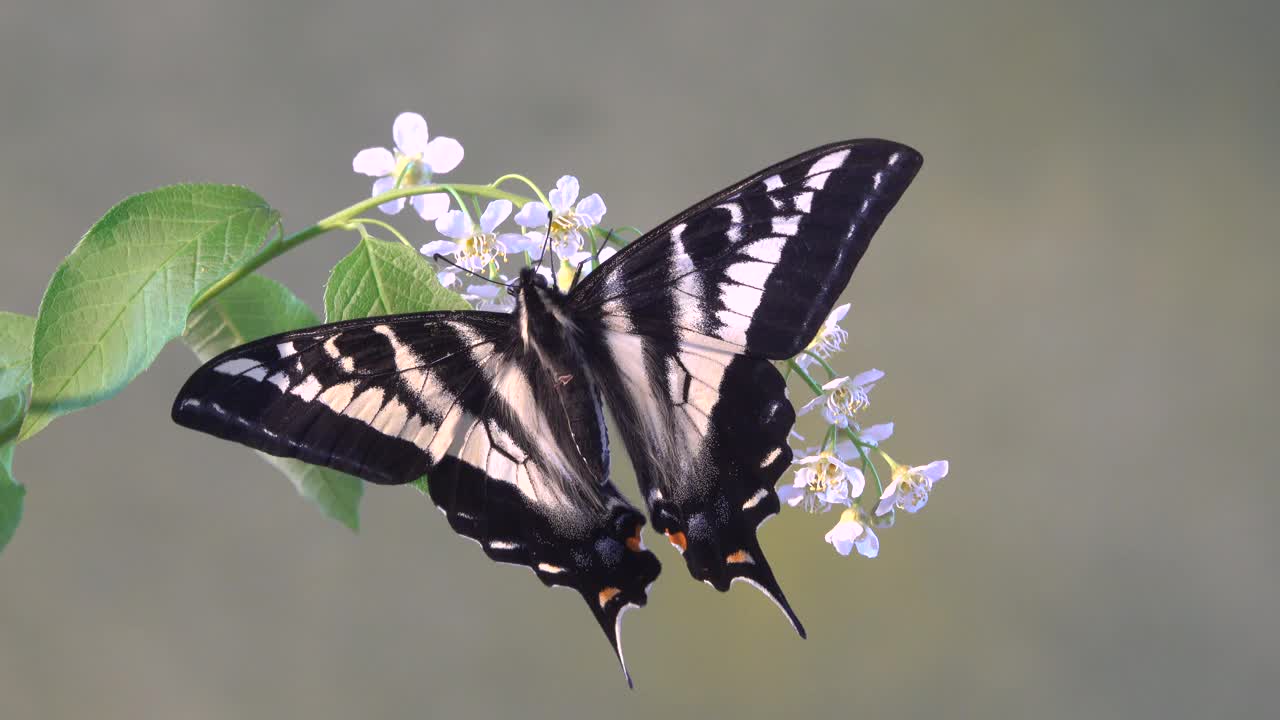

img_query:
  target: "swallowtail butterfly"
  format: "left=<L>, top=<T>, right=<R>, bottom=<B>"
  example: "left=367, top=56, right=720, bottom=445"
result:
left=173, top=140, right=922, bottom=684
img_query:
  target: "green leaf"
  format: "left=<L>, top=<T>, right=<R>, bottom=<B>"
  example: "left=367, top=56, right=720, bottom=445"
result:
left=324, top=236, right=470, bottom=321
left=0, top=391, right=27, bottom=553
left=23, top=185, right=280, bottom=441
left=0, top=312, right=36, bottom=399
left=183, top=273, right=363, bottom=531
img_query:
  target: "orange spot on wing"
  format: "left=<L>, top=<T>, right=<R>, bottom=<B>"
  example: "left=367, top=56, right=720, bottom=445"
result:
left=598, top=587, right=621, bottom=608
left=726, top=549, right=754, bottom=564
left=625, top=523, right=644, bottom=552
left=665, top=530, right=688, bottom=552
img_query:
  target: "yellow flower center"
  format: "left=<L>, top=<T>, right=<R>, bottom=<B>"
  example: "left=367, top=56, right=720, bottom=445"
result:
left=392, top=152, right=428, bottom=187
left=829, top=385, right=869, bottom=417
left=890, top=467, right=927, bottom=509
left=458, top=231, right=502, bottom=267
left=549, top=209, right=581, bottom=237
left=806, top=453, right=843, bottom=493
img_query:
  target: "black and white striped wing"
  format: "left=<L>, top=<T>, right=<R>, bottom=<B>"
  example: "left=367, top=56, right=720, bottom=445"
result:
left=172, top=312, right=660, bottom=682
left=571, top=140, right=923, bottom=635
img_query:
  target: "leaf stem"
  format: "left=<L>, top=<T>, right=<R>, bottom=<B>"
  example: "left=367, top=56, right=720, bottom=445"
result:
left=189, top=183, right=533, bottom=312
left=490, top=174, right=550, bottom=207
left=346, top=218, right=413, bottom=249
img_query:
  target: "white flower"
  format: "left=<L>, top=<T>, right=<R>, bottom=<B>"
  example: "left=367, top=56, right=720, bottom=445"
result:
left=825, top=508, right=879, bottom=558
left=513, top=175, right=607, bottom=261
left=421, top=199, right=526, bottom=272
left=796, top=304, right=851, bottom=369
left=778, top=446, right=865, bottom=513
left=352, top=112, right=463, bottom=220
left=797, top=369, right=884, bottom=428
left=875, top=460, right=949, bottom=516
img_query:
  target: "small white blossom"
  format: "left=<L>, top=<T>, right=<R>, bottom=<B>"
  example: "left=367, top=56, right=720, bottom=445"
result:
left=353, top=112, right=463, bottom=220
left=421, top=199, right=526, bottom=272
left=797, top=369, right=884, bottom=428
left=796, top=304, right=852, bottom=370
left=513, top=176, right=607, bottom=261
left=875, top=459, right=949, bottom=516
left=778, top=446, right=865, bottom=513
left=824, top=507, right=880, bottom=558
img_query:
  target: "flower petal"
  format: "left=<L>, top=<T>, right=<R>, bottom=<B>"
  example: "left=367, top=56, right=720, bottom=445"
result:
left=917, top=460, right=950, bottom=483
left=412, top=192, right=452, bottom=221
left=423, top=136, right=464, bottom=174
left=824, top=518, right=858, bottom=555
left=420, top=239, right=459, bottom=257
left=797, top=396, right=824, bottom=416
left=373, top=177, right=404, bottom=214
left=846, top=466, right=866, bottom=498
left=465, top=283, right=501, bottom=299
left=574, top=192, right=607, bottom=225
left=352, top=147, right=395, bottom=177
left=852, top=368, right=885, bottom=387
left=496, top=232, right=531, bottom=254
left=855, top=527, right=879, bottom=558
left=514, top=201, right=550, bottom=228
left=860, top=422, right=894, bottom=445
left=827, top=303, right=851, bottom=325
left=565, top=250, right=594, bottom=266
left=777, top=484, right=805, bottom=507
left=479, top=199, right=513, bottom=233
left=521, top=231, right=548, bottom=259
left=436, top=269, right=458, bottom=287
left=598, top=246, right=618, bottom=264
left=549, top=175, right=580, bottom=212
left=874, top=497, right=897, bottom=516
left=434, top=210, right=470, bottom=239
left=393, top=112, right=430, bottom=156
left=821, top=376, right=850, bottom=391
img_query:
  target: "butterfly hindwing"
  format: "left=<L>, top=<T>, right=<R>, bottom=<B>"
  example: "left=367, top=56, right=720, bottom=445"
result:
left=570, top=140, right=922, bottom=633
left=172, top=311, right=660, bottom=683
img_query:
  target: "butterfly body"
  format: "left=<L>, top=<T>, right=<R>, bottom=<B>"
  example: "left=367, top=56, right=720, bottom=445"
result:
left=173, top=140, right=923, bottom=684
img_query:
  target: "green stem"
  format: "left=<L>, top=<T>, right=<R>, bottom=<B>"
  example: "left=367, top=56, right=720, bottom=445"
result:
left=842, top=427, right=884, bottom=496
left=189, top=183, right=532, bottom=312
left=491, top=173, right=551, bottom=207
left=347, top=217, right=412, bottom=249
left=801, top=350, right=839, bottom=380
left=786, top=359, right=825, bottom=396
left=822, top=424, right=837, bottom=451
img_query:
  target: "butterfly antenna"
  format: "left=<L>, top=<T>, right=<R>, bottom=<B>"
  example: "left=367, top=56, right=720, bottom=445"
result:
left=431, top=254, right=511, bottom=287
left=531, top=209, right=554, bottom=276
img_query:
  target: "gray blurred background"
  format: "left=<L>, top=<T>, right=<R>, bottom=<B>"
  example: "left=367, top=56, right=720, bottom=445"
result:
left=1, top=1, right=1276, bottom=718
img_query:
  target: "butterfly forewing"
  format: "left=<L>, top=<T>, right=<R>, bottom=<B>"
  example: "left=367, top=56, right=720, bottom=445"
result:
left=172, top=311, right=660, bottom=683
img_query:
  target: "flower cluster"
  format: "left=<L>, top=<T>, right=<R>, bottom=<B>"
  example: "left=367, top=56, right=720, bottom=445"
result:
left=352, top=112, right=618, bottom=308
left=779, top=304, right=951, bottom=558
